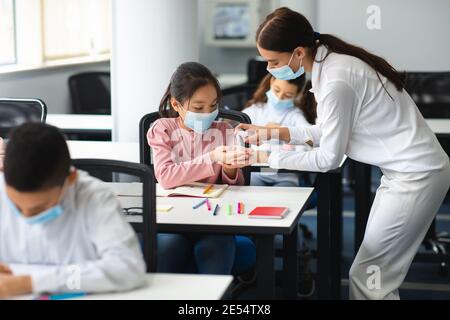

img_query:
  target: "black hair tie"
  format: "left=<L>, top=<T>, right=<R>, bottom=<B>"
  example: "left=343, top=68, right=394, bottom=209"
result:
left=313, top=31, right=321, bottom=41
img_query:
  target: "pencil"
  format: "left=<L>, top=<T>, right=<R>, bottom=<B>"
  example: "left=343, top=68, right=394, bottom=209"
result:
left=203, top=184, right=213, bottom=194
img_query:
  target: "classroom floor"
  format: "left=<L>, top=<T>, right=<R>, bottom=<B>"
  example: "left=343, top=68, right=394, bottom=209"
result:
left=235, top=168, right=450, bottom=300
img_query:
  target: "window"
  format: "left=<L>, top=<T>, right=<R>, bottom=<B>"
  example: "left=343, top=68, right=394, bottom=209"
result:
left=0, top=0, right=16, bottom=65
left=42, top=0, right=111, bottom=61
left=0, top=0, right=111, bottom=71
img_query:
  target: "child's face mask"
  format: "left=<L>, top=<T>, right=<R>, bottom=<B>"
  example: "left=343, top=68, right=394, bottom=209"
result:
left=176, top=99, right=219, bottom=134
left=266, top=89, right=295, bottom=110
left=5, top=178, right=70, bottom=225
left=7, top=196, right=64, bottom=225
left=183, top=108, right=219, bottom=134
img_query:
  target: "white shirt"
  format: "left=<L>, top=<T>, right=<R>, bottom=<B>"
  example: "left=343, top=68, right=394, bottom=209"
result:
left=0, top=171, right=146, bottom=294
left=269, top=45, right=449, bottom=173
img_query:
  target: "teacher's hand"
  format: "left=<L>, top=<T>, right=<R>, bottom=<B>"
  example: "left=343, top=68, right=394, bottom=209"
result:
left=235, top=123, right=291, bottom=145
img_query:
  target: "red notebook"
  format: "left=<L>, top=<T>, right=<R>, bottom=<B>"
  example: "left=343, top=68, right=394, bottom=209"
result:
left=248, top=207, right=288, bottom=219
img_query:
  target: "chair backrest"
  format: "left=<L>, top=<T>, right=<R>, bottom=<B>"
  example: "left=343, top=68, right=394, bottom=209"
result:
left=247, top=58, right=268, bottom=85
left=220, top=84, right=258, bottom=111
left=139, top=109, right=252, bottom=185
left=404, top=72, right=450, bottom=118
left=0, top=98, right=47, bottom=137
left=68, top=72, right=111, bottom=115
left=71, top=158, right=157, bottom=272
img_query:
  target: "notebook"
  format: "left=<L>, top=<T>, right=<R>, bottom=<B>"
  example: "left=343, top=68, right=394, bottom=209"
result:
left=248, top=206, right=288, bottom=219
left=106, top=182, right=228, bottom=198
left=156, top=182, right=229, bottom=198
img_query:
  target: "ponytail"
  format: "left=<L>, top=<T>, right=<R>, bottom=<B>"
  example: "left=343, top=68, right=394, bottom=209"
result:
left=257, top=7, right=405, bottom=100
left=317, top=33, right=404, bottom=97
left=245, top=74, right=272, bottom=107
left=296, top=80, right=316, bottom=125
left=158, top=84, right=178, bottom=118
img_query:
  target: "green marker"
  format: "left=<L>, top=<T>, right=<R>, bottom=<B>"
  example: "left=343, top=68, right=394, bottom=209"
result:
left=227, top=204, right=232, bottom=215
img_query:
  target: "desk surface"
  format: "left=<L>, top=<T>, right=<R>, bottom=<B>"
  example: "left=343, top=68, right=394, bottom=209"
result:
left=111, top=183, right=314, bottom=235
left=14, top=273, right=232, bottom=300
left=425, top=119, right=450, bottom=136
left=67, top=140, right=139, bottom=163
left=47, top=114, right=112, bottom=131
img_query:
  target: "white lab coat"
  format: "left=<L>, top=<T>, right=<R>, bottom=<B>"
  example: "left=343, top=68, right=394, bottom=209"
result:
left=0, top=171, right=146, bottom=294
left=268, top=45, right=449, bottom=173
left=267, top=45, right=450, bottom=299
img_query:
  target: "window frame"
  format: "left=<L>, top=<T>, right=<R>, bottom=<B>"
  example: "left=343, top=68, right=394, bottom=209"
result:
left=0, top=0, right=18, bottom=67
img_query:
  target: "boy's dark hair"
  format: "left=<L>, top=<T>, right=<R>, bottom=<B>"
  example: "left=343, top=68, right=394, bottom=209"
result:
left=4, top=123, right=71, bottom=192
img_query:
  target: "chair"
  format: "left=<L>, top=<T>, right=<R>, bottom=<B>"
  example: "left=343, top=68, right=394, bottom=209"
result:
left=404, top=72, right=450, bottom=118
left=138, top=110, right=256, bottom=280
left=247, top=57, right=268, bottom=85
left=68, top=72, right=111, bottom=114
left=220, top=84, right=258, bottom=112
left=139, top=109, right=252, bottom=185
left=71, top=159, right=157, bottom=273
left=218, top=58, right=267, bottom=112
left=0, top=98, right=47, bottom=137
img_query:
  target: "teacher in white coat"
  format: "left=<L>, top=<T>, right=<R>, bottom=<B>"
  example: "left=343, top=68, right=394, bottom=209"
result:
left=237, top=7, right=450, bottom=300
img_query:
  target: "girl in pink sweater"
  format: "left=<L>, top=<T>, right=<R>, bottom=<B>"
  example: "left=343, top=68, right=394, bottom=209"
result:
left=147, top=62, right=255, bottom=275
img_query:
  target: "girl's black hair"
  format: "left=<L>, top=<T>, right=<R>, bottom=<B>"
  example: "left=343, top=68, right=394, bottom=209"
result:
left=245, top=73, right=316, bottom=125
left=159, top=62, right=222, bottom=118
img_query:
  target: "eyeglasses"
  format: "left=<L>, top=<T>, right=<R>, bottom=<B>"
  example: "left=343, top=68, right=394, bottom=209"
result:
left=122, top=207, right=143, bottom=216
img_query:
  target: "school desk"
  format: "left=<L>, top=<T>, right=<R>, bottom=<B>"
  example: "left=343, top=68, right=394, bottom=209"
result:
left=12, top=272, right=232, bottom=300
left=68, top=140, right=344, bottom=299
left=47, top=114, right=112, bottom=140
left=108, top=183, right=314, bottom=300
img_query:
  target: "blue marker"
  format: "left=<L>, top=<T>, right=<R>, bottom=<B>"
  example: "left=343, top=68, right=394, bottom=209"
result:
left=213, top=204, right=219, bottom=216
left=192, top=198, right=207, bottom=209
left=38, top=292, right=87, bottom=300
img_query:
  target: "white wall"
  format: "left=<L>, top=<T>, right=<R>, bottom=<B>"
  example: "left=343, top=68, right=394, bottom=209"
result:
left=111, top=0, right=199, bottom=142
left=198, top=0, right=318, bottom=75
left=0, top=61, right=110, bottom=114
left=317, top=0, right=450, bottom=71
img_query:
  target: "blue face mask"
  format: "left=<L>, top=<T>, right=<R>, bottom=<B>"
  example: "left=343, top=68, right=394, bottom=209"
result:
left=7, top=197, right=64, bottom=225
left=5, top=188, right=65, bottom=225
left=184, top=108, right=219, bottom=134
left=267, top=51, right=304, bottom=80
left=266, top=89, right=295, bottom=110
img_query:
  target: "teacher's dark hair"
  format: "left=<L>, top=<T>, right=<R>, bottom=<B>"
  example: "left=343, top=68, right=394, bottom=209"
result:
left=256, top=7, right=404, bottom=99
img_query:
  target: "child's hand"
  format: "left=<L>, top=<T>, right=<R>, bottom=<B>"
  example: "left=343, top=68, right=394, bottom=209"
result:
left=210, top=146, right=252, bottom=165
left=235, top=124, right=274, bottom=146
left=0, top=263, right=12, bottom=275
left=0, top=274, right=32, bottom=298
left=265, top=122, right=281, bottom=128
